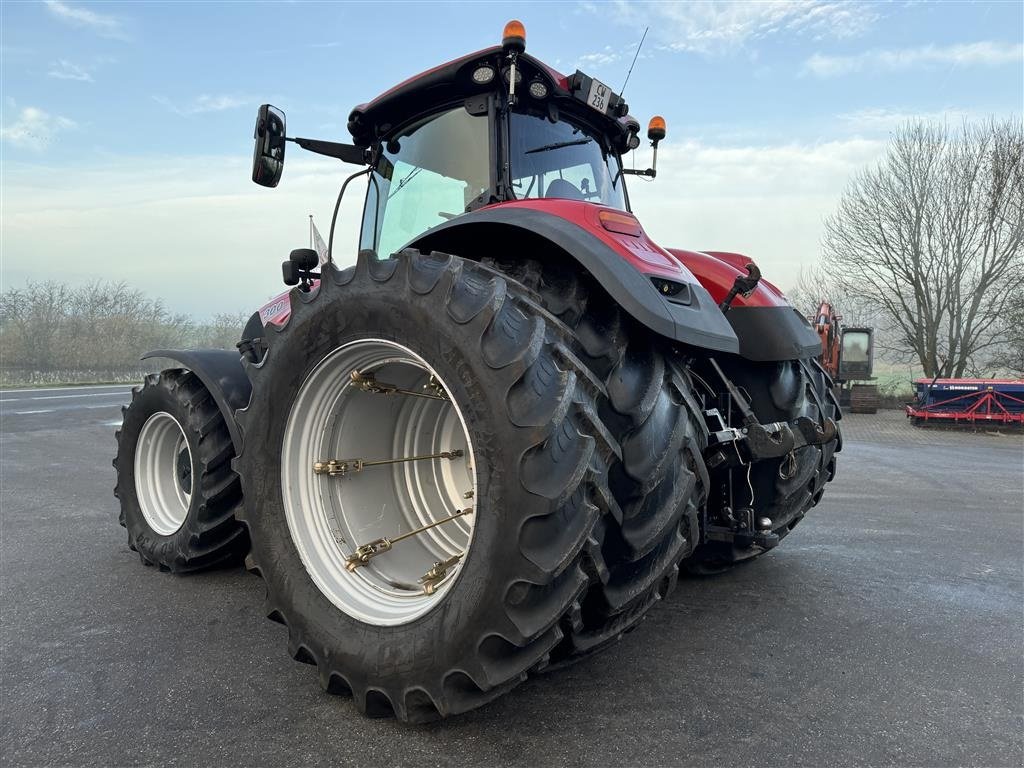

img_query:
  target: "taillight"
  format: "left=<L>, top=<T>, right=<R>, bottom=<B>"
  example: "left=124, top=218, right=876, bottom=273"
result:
left=598, top=210, right=642, bottom=237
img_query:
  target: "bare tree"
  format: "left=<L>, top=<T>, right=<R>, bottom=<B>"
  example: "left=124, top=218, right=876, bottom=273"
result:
left=193, top=312, right=249, bottom=350
left=0, top=282, right=73, bottom=372
left=987, top=296, right=1024, bottom=376
left=63, top=281, right=193, bottom=370
left=788, top=264, right=883, bottom=328
left=822, top=118, right=1023, bottom=377
left=0, top=281, right=243, bottom=382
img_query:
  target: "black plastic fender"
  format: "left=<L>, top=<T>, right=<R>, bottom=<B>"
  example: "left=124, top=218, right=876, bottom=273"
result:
left=725, top=306, right=823, bottom=362
left=408, top=207, right=741, bottom=355
left=141, top=349, right=251, bottom=454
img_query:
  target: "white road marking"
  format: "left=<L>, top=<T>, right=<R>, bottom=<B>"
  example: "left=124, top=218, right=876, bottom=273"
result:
left=13, top=409, right=56, bottom=415
left=104, top=420, right=123, bottom=427
left=1, top=390, right=133, bottom=404
left=0, top=384, right=133, bottom=395
left=87, top=404, right=120, bottom=409
left=16, top=392, right=129, bottom=402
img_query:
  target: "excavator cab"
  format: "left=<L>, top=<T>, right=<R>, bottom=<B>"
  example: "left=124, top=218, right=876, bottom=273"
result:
left=839, top=327, right=874, bottom=380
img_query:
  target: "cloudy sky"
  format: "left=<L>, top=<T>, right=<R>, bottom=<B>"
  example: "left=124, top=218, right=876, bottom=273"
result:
left=2, top=0, right=1022, bottom=317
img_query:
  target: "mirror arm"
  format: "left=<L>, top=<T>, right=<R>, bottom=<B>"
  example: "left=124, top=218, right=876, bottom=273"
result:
left=621, top=139, right=660, bottom=179
left=288, top=137, right=369, bottom=165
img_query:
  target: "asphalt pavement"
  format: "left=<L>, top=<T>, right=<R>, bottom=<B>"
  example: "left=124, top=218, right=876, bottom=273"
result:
left=1, top=386, right=1022, bottom=767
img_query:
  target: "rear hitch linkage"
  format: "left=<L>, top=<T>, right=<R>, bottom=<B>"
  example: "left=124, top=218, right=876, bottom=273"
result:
left=696, top=357, right=839, bottom=553
left=702, top=358, right=838, bottom=471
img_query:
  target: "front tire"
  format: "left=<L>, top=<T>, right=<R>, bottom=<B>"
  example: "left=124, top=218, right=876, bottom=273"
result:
left=113, top=370, right=247, bottom=572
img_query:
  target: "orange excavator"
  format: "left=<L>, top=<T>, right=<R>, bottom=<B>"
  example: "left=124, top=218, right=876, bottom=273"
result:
left=814, top=301, right=879, bottom=413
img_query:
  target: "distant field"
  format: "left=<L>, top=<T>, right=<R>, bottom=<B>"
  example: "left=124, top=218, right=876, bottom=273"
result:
left=871, top=363, right=922, bottom=398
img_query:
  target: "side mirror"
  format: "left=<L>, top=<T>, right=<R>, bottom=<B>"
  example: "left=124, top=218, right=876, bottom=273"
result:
left=252, top=104, right=287, bottom=188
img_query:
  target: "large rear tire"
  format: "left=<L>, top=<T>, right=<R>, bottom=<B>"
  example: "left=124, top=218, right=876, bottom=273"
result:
left=113, top=370, right=248, bottom=572
left=480, top=257, right=707, bottom=660
left=236, top=251, right=609, bottom=720
left=233, top=250, right=699, bottom=721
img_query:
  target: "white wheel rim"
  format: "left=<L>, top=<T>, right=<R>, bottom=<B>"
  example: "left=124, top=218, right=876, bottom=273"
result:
left=134, top=411, right=193, bottom=536
left=281, top=339, right=477, bottom=626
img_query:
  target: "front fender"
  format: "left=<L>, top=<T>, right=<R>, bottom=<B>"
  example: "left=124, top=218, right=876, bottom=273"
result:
left=141, top=349, right=251, bottom=454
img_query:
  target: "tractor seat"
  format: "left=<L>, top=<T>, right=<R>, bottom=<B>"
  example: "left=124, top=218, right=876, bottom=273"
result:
left=544, top=178, right=584, bottom=201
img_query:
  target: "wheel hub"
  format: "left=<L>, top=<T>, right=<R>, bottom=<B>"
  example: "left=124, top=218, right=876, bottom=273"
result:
left=134, top=411, right=193, bottom=536
left=176, top=446, right=192, bottom=495
left=280, top=339, right=477, bottom=626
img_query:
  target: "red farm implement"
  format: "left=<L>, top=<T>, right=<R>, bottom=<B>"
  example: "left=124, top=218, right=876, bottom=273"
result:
left=906, top=378, right=1024, bottom=427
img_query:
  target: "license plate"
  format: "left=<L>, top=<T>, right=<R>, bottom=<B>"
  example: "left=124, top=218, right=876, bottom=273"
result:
left=586, top=77, right=612, bottom=114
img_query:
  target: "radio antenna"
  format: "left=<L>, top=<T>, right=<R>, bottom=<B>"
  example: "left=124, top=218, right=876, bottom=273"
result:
left=620, top=26, right=649, bottom=96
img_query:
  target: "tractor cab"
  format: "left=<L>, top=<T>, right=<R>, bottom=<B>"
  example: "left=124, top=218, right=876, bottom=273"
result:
left=249, top=18, right=820, bottom=364
left=357, top=97, right=631, bottom=258
left=252, top=20, right=664, bottom=262
left=348, top=22, right=645, bottom=258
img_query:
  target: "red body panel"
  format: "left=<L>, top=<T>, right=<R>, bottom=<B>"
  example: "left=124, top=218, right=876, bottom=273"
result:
left=476, top=200, right=791, bottom=312
left=666, top=248, right=789, bottom=309
left=258, top=288, right=299, bottom=327
left=482, top=199, right=703, bottom=282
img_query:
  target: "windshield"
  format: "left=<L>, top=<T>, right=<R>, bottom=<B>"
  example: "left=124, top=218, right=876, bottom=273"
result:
left=361, top=107, right=490, bottom=258
left=508, top=112, right=626, bottom=210
left=842, top=331, right=871, bottom=363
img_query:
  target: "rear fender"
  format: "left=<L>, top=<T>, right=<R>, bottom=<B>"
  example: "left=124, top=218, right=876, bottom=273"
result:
left=408, top=202, right=740, bottom=354
left=141, top=349, right=251, bottom=454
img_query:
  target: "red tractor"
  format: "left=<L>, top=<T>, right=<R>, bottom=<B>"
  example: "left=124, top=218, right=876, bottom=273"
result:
left=113, top=22, right=840, bottom=721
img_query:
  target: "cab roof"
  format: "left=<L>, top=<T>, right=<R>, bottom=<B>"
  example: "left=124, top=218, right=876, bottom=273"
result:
left=346, top=45, right=636, bottom=151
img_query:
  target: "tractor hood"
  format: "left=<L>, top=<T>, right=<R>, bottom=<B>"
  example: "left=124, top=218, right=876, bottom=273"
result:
left=667, top=248, right=822, bottom=361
